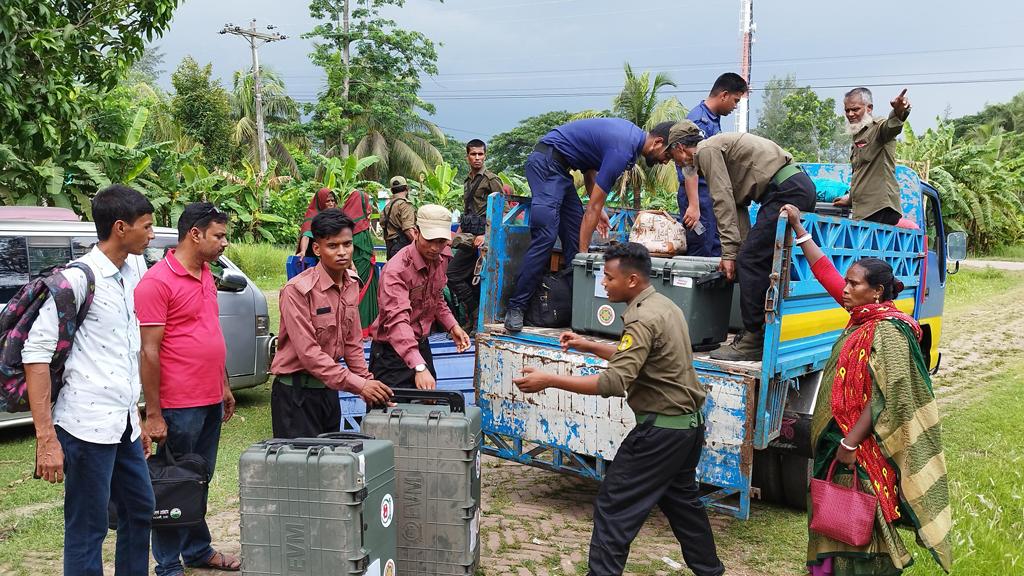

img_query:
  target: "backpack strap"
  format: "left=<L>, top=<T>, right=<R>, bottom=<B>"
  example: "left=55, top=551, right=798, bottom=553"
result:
left=63, top=262, right=96, bottom=330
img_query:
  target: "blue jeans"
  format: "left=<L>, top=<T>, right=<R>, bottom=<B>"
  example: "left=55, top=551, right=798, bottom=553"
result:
left=151, top=403, right=223, bottom=576
left=508, top=150, right=585, bottom=310
left=57, top=418, right=155, bottom=576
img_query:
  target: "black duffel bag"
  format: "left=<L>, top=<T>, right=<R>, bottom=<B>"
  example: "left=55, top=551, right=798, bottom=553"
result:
left=525, top=267, right=573, bottom=328
left=108, top=448, right=209, bottom=529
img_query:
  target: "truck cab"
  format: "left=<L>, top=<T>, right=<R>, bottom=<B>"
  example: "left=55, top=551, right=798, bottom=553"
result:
left=472, top=163, right=964, bottom=519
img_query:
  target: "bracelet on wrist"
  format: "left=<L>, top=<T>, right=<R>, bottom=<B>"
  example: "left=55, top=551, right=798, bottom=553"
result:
left=839, top=438, right=859, bottom=451
left=795, top=233, right=813, bottom=246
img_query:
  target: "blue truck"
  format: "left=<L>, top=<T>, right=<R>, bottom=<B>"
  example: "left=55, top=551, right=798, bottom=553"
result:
left=472, top=163, right=966, bottom=519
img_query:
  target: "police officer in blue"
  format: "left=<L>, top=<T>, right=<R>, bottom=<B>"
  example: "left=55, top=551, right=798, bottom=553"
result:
left=677, top=72, right=748, bottom=256
left=504, top=118, right=672, bottom=332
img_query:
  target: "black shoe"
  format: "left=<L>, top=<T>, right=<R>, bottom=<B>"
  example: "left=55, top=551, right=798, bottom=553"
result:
left=504, top=308, right=524, bottom=332
left=710, top=329, right=764, bottom=361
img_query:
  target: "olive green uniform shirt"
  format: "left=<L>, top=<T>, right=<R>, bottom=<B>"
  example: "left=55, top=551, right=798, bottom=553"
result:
left=596, top=286, right=706, bottom=416
left=694, top=132, right=793, bottom=260
left=453, top=169, right=503, bottom=249
left=849, top=109, right=907, bottom=220
left=382, top=196, right=416, bottom=241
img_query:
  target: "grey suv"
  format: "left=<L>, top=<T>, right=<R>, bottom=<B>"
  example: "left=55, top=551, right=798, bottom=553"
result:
left=0, top=208, right=276, bottom=429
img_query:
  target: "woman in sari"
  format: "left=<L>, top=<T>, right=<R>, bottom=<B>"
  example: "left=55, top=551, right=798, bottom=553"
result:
left=341, top=188, right=379, bottom=336
left=780, top=205, right=952, bottom=576
left=295, top=187, right=337, bottom=257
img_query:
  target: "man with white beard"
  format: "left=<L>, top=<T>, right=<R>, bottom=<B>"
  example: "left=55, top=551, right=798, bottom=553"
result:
left=833, top=87, right=912, bottom=224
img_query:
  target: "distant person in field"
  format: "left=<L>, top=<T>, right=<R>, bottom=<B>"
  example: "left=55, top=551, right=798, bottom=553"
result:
left=833, top=87, right=912, bottom=225
left=296, top=187, right=338, bottom=257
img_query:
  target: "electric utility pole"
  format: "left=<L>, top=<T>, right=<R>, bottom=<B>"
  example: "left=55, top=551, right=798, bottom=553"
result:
left=737, top=0, right=755, bottom=133
left=339, top=1, right=351, bottom=158
left=220, top=19, right=287, bottom=176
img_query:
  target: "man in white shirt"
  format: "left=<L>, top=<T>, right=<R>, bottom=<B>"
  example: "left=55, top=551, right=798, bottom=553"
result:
left=24, top=184, right=157, bottom=576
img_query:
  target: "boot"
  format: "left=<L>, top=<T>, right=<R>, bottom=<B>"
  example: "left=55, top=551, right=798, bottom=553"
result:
left=710, top=328, right=764, bottom=361
left=504, top=307, right=524, bottom=332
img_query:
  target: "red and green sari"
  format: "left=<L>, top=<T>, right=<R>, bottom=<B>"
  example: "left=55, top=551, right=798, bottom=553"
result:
left=341, top=189, right=379, bottom=336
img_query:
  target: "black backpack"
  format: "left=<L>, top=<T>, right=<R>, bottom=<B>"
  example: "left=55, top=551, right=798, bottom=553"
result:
left=525, top=268, right=573, bottom=328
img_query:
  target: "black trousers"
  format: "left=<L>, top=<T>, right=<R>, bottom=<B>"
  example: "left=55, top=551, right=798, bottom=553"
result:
left=447, top=247, right=479, bottom=328
left=270, top=378, right=341, bottom=438
left=863, top=207, right=902, bottom=226
left=588, top=422, right=724, bottom=576
left=737, top=172, right=816, bottom=333
left=368, top=338, right=436, bottom=389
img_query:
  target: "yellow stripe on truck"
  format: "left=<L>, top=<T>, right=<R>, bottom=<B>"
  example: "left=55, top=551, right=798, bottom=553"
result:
left=779, top=298, right=916, bottom=342
left=919, top=316, right=942, bottom=371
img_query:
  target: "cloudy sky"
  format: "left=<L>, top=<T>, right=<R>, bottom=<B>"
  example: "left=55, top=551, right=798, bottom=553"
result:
left=155, top=0, right=1024, bottom=142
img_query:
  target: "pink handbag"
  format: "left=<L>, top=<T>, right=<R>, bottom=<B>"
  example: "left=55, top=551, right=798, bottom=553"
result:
left=809, top=459, right=878, bottom=547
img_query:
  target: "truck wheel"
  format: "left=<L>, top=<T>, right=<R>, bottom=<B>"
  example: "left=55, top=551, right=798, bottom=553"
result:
left=780, top=454, right=812, bottom=510
left=752, top=449, right=784, bottom=504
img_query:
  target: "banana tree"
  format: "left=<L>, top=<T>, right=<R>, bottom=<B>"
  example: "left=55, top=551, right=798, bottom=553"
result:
left=411, top=162, right=461, bottom=211
left=213, top=161, right=291, bottom=243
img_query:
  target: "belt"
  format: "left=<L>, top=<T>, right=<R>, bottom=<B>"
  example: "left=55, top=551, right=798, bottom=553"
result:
left=635, top=411, right=704, bottom=430
left=770, top=163, right=802, bottom=187
left=533, top=142, right=572, bottom=171
left=278, top=373, right=326, bottom=389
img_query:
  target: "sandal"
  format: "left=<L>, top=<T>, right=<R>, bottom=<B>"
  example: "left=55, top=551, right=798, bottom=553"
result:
left=198, top=550, right=241, bottom=572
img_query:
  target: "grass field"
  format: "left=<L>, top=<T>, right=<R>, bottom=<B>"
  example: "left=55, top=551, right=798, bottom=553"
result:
left=977, top=243, right=1024, bottom=261
left=0, top=265, right=1021, bottom=574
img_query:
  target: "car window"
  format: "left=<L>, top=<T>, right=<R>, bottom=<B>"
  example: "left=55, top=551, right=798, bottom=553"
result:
left=28, top=237, right=72, bottom=277
left=143, top=237, right=177, bottom=268
left=923, top=195, right=939, bottom=253
left=0, top=236, right=29, bottom=303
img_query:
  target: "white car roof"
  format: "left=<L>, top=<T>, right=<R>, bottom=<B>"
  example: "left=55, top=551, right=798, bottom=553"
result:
left=0, top=219, right=177, bottom=238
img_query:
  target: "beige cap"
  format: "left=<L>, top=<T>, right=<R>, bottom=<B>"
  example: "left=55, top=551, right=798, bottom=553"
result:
left=667, top=120, right=706, bottom=147
left=416, top=204, right=452, bottom=241
left=389, top=175, right=408, bottom=189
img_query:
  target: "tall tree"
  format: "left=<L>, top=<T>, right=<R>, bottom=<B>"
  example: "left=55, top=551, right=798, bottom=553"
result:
left=0, top=0, right=179, bottom=208
left=755, top=76, right=847, bottom=162
left=230, top=67, right=306, bottom=177
left=171, top=57, right=234, bottom=167
left=304, top=0, right=443, bottom=179
left=488, top=111, right=576, bottom=176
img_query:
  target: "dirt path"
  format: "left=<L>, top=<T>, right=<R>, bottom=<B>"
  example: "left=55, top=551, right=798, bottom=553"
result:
left=961, top=259, right=1024, bottom=271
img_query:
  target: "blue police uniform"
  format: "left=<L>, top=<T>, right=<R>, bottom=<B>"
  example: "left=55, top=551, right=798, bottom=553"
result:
left=507, top=118, right=645, bottom=313
left=679, top=101, right=722, bottom=257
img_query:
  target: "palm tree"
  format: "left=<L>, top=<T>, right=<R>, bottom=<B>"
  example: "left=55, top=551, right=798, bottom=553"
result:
left=230, top=67, right=308, bottom=178
left=573, top=63, right=688, bottom=208
left=352, top=112, right=446, bottom=182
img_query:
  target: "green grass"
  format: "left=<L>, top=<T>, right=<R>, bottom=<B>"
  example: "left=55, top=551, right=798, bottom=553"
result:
left=944, top=268, right=1024, bottom=313
left=225, top=243, right=290, bottom=292
left=977, top=243, right=1024, bottom=261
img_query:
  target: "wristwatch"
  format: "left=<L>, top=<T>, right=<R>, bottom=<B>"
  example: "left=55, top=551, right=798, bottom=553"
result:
left=414, top=363, right=427, bottom=373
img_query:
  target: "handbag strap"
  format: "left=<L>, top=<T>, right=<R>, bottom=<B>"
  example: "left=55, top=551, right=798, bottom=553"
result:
left=826, top=458, right=862, bottom=492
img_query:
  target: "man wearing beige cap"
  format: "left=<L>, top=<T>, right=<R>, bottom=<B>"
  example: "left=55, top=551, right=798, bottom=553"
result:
left=369, top=204, right=472, bottom=389
left=665, top=120, right=816, bottom=361
left=381, top=175, right=417, bottom=259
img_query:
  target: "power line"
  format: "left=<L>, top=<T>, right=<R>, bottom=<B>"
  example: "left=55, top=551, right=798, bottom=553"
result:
left=287, top=76, right=1024, bottom=103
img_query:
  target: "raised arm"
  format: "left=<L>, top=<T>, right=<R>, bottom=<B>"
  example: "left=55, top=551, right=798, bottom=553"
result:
left=780, top=205, right=845, bottom=306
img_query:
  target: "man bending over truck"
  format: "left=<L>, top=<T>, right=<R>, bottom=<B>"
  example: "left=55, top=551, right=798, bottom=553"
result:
left=513, top=242, right=724, bottom=576
left=503, top=118, right=672, bottom=332
left=666, top=120, right=816, bottom=361
left=833, top=87, right=912, bottom=224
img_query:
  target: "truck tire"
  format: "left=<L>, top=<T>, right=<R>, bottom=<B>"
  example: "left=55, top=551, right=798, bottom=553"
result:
left=780, top=454, right=812, bottom=510
left=752, top=449, right=784, bottom=505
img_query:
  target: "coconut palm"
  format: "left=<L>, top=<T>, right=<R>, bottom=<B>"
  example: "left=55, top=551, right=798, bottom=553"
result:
left=573, top=63, right=688, bottom=208
left=352, top=113, right=446, bottom=182
left=230, top=67, right=307, bottom=178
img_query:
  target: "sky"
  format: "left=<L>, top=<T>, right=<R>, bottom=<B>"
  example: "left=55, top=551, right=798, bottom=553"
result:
left=154, top=0, right=1024, bottom=142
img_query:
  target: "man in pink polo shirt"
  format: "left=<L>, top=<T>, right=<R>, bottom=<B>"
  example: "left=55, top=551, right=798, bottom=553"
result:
left=135, top=203, right=240, bottom=574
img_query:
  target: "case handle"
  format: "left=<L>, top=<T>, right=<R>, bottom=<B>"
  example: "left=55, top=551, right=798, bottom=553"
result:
left=376, top=389, right=465, bottom=413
